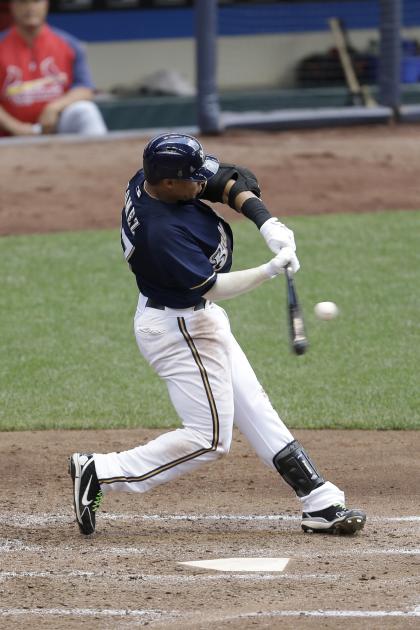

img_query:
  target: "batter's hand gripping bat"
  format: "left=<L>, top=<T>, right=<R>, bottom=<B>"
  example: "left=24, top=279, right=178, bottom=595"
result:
left=284, top=265, right=308, bottom=355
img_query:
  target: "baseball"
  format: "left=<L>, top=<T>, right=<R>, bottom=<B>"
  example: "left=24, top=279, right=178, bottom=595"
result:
left=314, top=301, right=339, bottom=320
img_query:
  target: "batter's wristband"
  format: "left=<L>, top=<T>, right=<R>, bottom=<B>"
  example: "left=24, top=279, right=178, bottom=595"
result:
left=240, top=197, right=272, bottom=229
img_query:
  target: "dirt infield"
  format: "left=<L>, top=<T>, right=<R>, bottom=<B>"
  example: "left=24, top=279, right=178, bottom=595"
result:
left=0, top=429, right=419, bottom=629
left=0, top=124, right=419, bottom=627
left=1, top=123, right=420, bottom=236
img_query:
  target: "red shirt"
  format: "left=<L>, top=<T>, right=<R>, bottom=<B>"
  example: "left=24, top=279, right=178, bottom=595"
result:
left=0, top=24, right=93, bottom=125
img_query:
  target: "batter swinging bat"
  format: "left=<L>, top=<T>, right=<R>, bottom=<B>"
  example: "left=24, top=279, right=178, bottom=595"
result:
left=284, top=265, right=308, bottom=355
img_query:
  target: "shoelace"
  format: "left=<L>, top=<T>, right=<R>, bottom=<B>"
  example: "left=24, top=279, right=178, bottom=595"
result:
left=92, top=491, right=103, bottom=513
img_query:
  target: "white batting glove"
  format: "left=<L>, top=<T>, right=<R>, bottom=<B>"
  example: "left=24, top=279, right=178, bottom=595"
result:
left=263, top=246, right=300, bottom=278
left=260, top=217, right=296, bottom=253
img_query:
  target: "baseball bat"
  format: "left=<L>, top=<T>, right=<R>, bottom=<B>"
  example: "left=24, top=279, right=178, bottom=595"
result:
left=284, top=265, right=308, bottom=356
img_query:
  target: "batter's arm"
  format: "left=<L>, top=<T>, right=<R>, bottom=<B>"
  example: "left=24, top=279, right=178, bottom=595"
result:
left=203, top=247, right=299, bottom=302
left=201, top=163, right=297, bottom=255
left=224, top=183, right=271, bottom=228
left=226, top=184, right=297, bottom=255
left=200, top=163, right=261, bottom=207
left=200, top=162, right=273, bottom=228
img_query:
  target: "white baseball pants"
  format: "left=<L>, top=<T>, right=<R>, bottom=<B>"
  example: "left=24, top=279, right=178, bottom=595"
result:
left=94, top=296, right=344, bottom=512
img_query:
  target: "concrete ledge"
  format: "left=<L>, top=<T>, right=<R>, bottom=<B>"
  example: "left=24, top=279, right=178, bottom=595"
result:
left=96, top=85, right=417, bottom=132
left=397, top=105, right=420, bottom=122
left=222, top=106, right=393, bottom=131
left=0, top=127, right=199, bottom=147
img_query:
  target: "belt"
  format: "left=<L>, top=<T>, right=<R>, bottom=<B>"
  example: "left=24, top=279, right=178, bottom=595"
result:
left=145, top=297, right=206, bottom=311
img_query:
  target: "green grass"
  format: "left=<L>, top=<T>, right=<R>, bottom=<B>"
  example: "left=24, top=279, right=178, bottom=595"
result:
left=1, top=210, right=419, bottom=431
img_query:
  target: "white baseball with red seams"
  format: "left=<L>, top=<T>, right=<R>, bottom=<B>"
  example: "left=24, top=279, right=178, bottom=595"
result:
left=314, top=301, right=339, bottom=320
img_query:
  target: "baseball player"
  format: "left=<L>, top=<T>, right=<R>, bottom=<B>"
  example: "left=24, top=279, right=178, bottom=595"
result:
left=69, top=133, right=366, bottom=537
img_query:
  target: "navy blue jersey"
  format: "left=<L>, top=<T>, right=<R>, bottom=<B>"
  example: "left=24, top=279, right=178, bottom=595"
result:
left=121, top=170, right=233, bottom=308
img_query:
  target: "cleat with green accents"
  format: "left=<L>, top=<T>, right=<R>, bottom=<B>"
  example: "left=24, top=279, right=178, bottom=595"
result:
left=69, top=453, right=103, bottom=535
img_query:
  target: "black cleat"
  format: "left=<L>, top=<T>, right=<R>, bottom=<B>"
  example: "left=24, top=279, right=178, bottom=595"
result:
left=69, top=453, right=103, bottom=535
left=301, top=504, right=366, bottom=535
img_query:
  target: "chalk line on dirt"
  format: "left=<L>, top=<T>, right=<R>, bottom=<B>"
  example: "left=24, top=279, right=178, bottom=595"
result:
left=0, top=570, right=95, bottom=582
left=0, top=607, right=419, bottom=620
left=0, top=607, right=178, bottom=620
left=0, top=539, right=43, bottom=553
left=0, top=570, right=339, bottom=583
left=0, top=512, right=419, bottom=528
left=215, top=608, right=420, bottom=621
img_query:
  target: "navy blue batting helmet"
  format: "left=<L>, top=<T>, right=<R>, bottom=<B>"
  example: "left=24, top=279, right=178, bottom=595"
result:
left=143, top=134, right=219, bottom=184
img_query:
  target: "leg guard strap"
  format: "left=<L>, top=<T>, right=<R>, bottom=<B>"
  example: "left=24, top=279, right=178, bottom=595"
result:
left=273, top=440, right=325, bottom=497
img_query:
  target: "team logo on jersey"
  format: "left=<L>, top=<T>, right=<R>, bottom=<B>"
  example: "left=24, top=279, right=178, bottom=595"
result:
left=3, top=58, right=67, bottom=104
left=209, top=223, right=228, bottom=271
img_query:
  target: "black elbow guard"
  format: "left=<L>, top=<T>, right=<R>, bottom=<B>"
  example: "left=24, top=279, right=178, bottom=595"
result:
left=200, top=163, right=261, bottom=208
left=273, top=440, right=325, bottom=497
left=200, top=164, right=238, bottom=203
left=227, top=165, right=261, bottom=208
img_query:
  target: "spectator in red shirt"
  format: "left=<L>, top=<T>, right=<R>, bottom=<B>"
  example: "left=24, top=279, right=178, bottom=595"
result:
left=0, top=0, right=107, bottom=136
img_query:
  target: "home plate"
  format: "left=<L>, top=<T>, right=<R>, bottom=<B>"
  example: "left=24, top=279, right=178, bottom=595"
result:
left=178, top=557, right=289, bottom=572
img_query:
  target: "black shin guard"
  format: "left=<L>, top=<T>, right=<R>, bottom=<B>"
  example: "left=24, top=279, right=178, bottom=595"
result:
left=273, top=440, right=325, bottom=497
